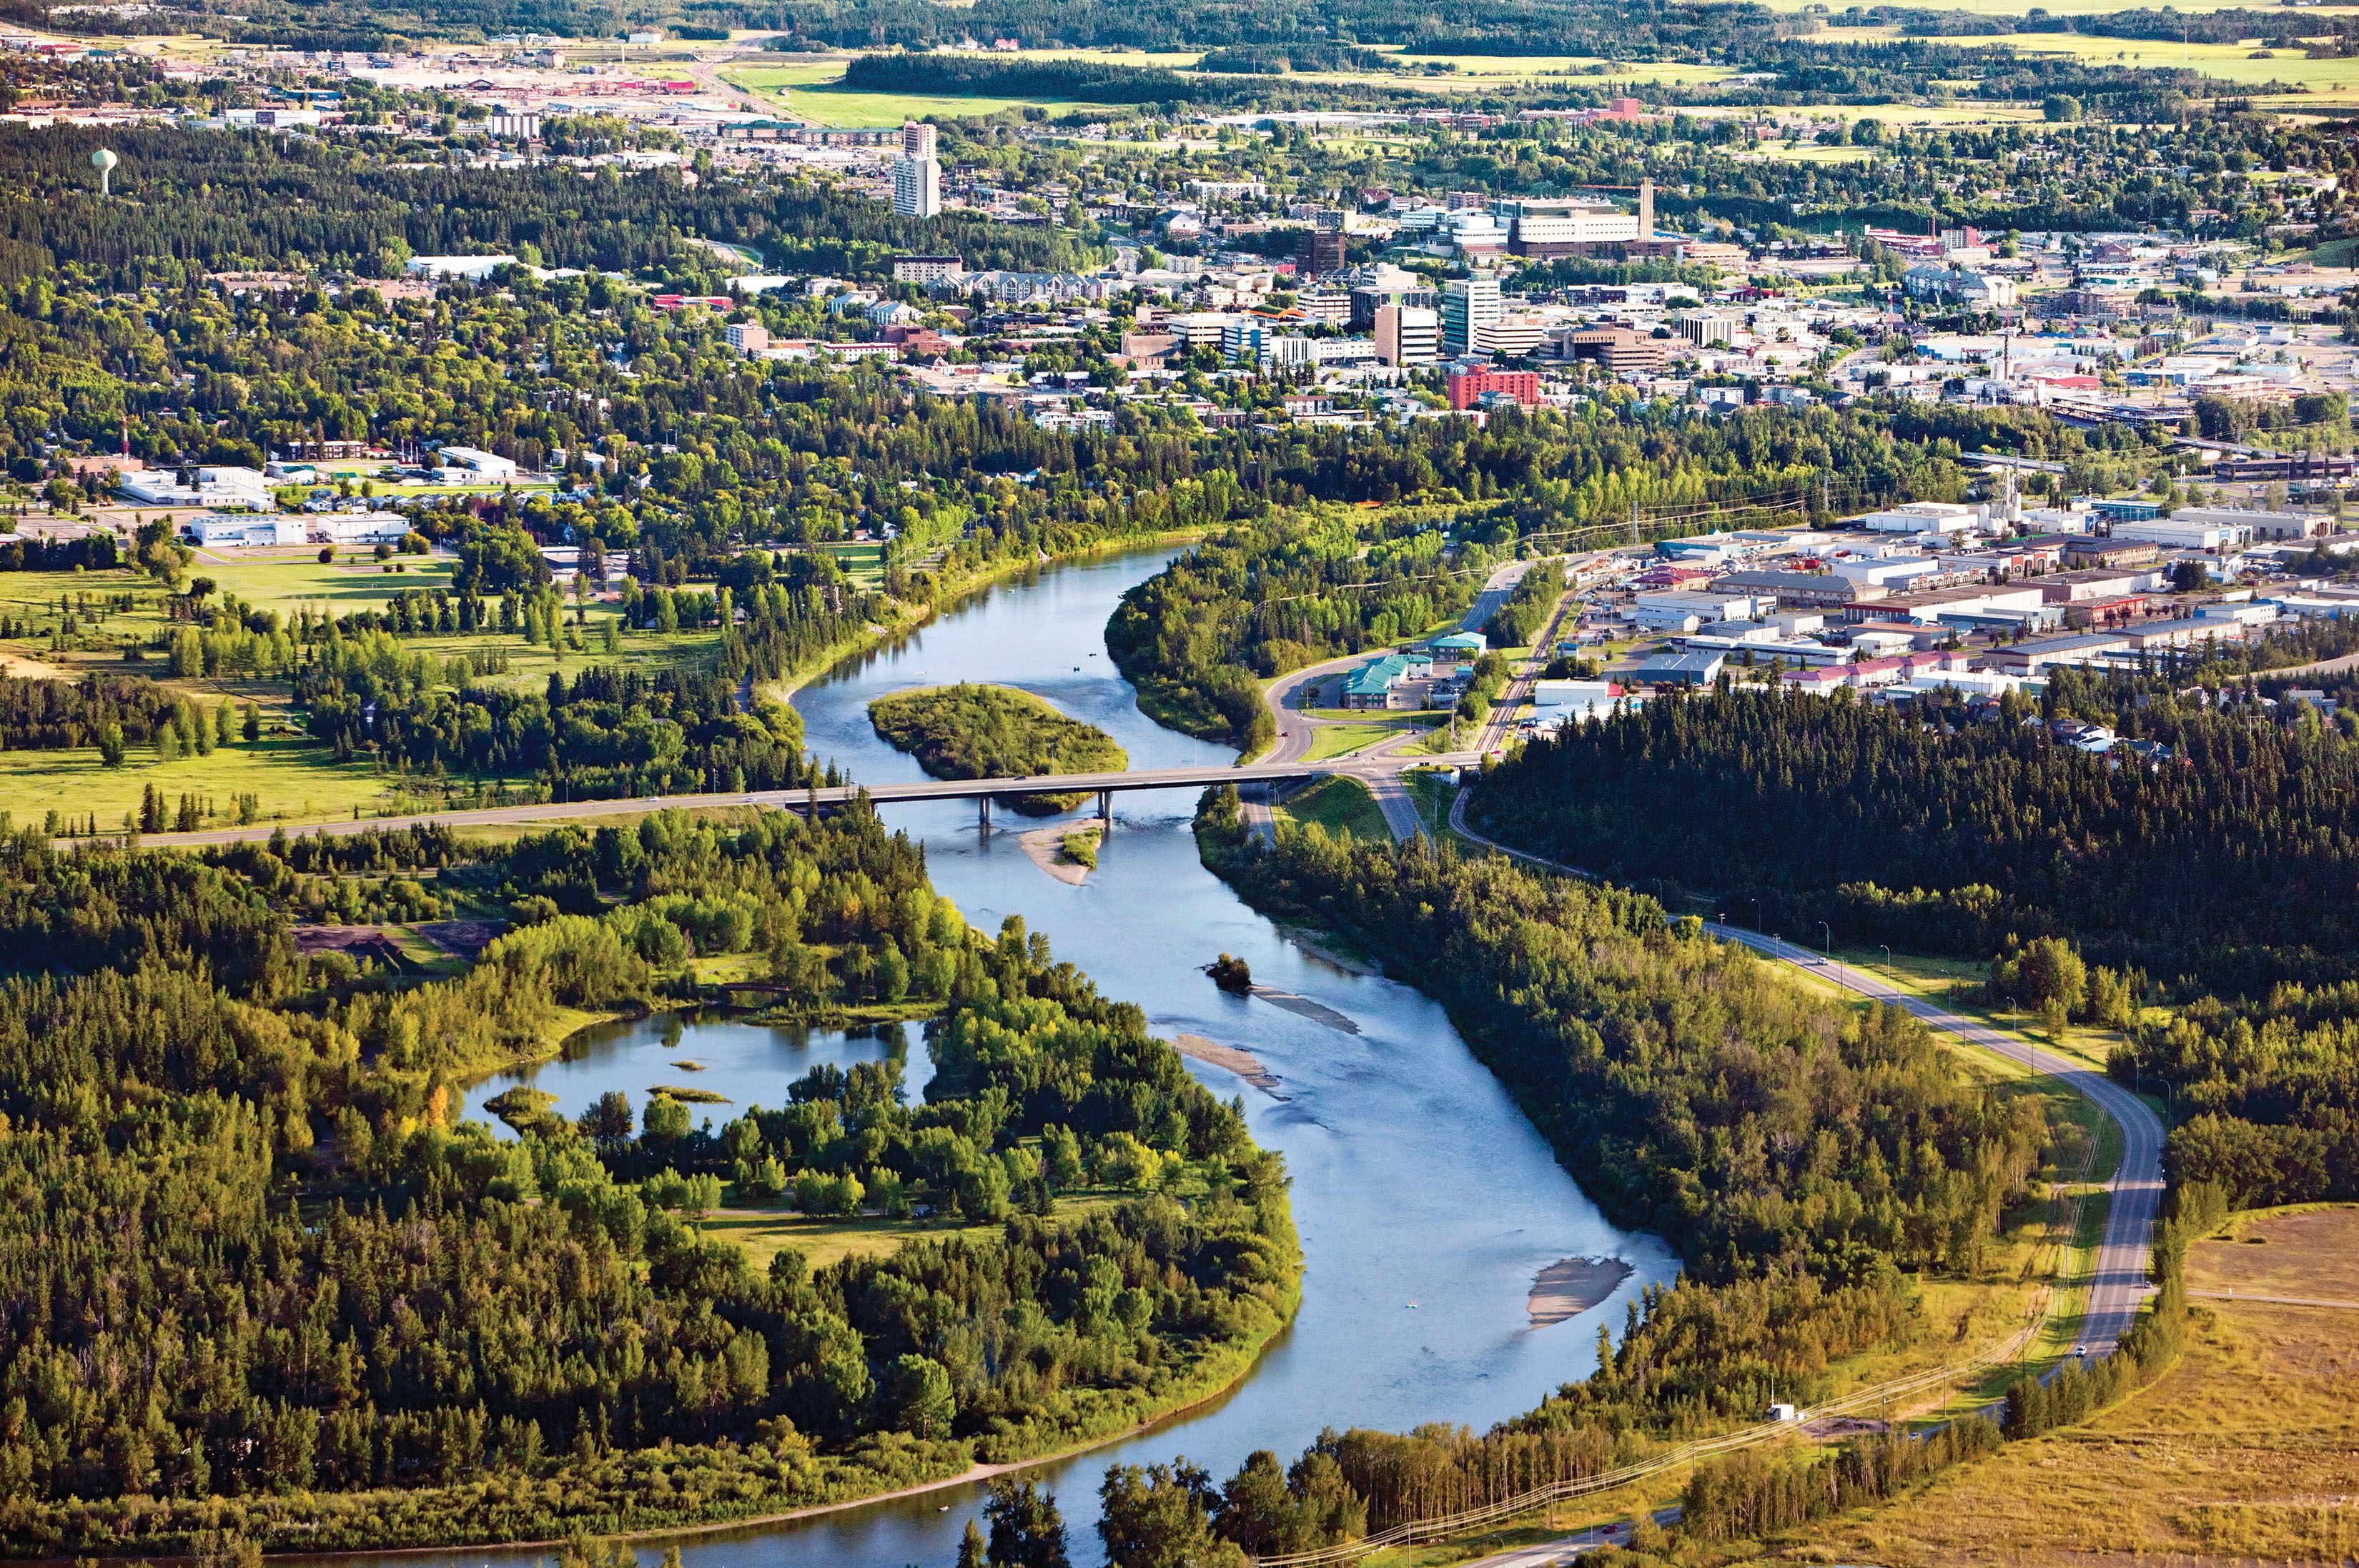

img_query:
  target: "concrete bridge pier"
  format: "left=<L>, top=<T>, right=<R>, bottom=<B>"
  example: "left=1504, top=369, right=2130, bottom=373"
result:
left=979, top=796, right=993, bottom=837
left=1097, top=790, right=1112, bottom=827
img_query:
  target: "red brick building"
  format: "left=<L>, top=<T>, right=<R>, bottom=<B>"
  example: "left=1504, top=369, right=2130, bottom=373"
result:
left=1447, top=367, right=1540, bottom=411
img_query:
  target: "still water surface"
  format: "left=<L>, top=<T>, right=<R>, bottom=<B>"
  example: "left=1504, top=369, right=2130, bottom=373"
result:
left=419, top=548, right=1676, bottom=1568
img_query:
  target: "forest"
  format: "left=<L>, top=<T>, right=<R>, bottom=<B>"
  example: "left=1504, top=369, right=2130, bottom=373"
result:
left=1463, top=675, right=2359, bottom=1216
left=0, top=808, right=1299, bottom=1552
left=1468, top=679, right=2359, bottom=998
left=867, top=683, right=1127, bottom=814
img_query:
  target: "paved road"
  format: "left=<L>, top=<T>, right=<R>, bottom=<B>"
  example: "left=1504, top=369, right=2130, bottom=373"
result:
left=1460, top=557, right=1536, bottom=638
left=2251, top=647, right=2359, bottom=683
left=1248, top=650, right=1399, bottom=842
left=1458, top=1509, right=1681, bottom=1568
left=1711, top=933, right=2164, bottom=1359
left=1443, top=786, right=2164, bottom=1361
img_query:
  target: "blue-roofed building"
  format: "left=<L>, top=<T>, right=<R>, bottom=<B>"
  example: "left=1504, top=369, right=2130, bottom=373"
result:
left=2090, top=498, right=2162, bottom=524
left=1430, top=631, right=1487, bottom=657
left=1340, top=651, right=1435, bottom=710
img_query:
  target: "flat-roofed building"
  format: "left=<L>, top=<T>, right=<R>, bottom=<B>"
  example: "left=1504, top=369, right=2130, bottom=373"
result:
left=1708, top=570, right=1889, bottom=610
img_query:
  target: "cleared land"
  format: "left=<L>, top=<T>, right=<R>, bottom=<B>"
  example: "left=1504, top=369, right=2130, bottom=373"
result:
left=700, top=1194, right=1120, bottom=1272
left=2002, top=33, right=2359, bottom=90
left=1272, top=773, right=1391, bottom=842
left=1797, top=1207, right=2359, bottom=1566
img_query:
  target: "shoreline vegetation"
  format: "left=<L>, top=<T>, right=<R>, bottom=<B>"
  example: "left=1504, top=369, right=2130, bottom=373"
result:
left=867, top=681, right=1127, bottom=815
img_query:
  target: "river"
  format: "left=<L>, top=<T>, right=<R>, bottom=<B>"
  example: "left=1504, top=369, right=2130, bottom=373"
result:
left=440, top=546, right=1677, bottom=1568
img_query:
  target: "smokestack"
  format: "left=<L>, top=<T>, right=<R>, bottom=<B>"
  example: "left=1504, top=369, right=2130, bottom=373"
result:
left=1638, top=177, right=1653, bottom=239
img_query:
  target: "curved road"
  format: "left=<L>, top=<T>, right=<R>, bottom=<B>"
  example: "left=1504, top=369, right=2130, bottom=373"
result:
left=1441, top=786, right=2163, bottom=1361
left=1434, top=785, right=2165, bottom=1564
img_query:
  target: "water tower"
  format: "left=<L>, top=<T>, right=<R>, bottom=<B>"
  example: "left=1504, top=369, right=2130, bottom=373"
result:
left=90, top=147, right=117, bottom=197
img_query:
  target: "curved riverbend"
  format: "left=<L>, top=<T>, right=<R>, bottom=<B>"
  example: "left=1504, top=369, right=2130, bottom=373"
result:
left=355, top=547, right=1678, bottom=1568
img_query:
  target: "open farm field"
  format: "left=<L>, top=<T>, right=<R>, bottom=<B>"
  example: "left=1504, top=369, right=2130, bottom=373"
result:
left=1799, top=1207, right=2359, bottom=1565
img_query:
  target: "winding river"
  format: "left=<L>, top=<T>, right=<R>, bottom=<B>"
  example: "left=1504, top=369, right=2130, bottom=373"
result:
left=441, top=547, right=1677, bottom=1568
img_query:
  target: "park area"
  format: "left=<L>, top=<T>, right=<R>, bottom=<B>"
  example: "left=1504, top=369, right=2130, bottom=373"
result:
left=0, top=553, right=728, bottom=832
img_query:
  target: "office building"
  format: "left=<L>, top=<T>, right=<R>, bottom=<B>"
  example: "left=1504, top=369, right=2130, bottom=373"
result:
left=1375, top=304, right=1439, bottom=367
left=1441, top=276, right=1502, bottom=357
left=1564, top=327, right=1668, bottom=376
left=1304, top=223, right=1347, bottom=277
left=726, top=322, right=769, bottom=354
left=1500, top=180, right=1655, bottom=259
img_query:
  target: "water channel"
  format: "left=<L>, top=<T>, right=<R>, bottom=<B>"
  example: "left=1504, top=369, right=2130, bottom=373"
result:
left=441, top=546, right=1678, bottom=1568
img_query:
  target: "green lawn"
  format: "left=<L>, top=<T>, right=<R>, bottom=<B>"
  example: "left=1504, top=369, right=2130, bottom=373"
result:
left=1304, top=718, right=1431, bottom=761
left=1274, top=774, right=1390, bottom=842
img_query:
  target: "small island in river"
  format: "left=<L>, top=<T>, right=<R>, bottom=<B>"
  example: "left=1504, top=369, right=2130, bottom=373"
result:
left=867, top=682, right=1127, bottom=814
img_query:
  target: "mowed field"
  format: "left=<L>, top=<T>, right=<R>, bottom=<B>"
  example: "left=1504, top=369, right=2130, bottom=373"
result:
left=1795, top=1206, right=2359, bottom=1566
left=0, top=556, right=726, bottom=830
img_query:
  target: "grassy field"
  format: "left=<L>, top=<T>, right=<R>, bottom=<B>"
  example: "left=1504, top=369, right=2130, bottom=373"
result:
left=1272, top=774, right=1390, bottom=841
left=4, top=735, right=392, bottom=833
left=2001, top=32, right=2359, bottom=91
left=698, top=1194, right=1121, bottom=1272
left=1799, top=1207, right=2359, bottom=1564
left=1741, top=143, right=1884, bottom=164
left=721, top=62, right=1119, bottom=126
left=0, top=557, right=743, bottom=830
left=1302, top=717, right=1432, bottom=760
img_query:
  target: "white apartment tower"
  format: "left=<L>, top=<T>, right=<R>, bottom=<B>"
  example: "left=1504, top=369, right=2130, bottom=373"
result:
left=894, top=121, right=941, bottom=218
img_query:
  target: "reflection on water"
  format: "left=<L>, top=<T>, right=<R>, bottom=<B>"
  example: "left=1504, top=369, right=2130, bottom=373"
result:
left=460, top=1016, right=932, bottom=1141
left=362, top=546, right=1678, bottom=1568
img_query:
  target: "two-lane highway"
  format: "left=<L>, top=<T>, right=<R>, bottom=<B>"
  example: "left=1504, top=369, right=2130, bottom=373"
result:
left=1444, top=788, right=2163, bottom=1359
